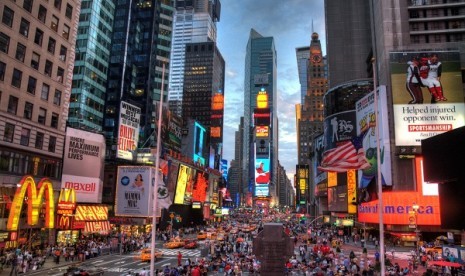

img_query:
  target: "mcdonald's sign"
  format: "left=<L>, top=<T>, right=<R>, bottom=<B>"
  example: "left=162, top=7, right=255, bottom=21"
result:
left=7, top=175, right=55, bottom=231
left=58, top=188, right=76, bottom=210
left=57, top=215, right=72, bottom=230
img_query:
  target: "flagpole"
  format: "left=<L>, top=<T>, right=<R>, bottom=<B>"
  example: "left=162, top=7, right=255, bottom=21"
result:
left=372, top=58, right=385, bottom=275
left=150, top=62, right=165, bottom=276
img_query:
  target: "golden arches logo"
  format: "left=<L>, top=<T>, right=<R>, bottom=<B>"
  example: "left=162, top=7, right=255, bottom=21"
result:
left=59, top=188, right=76, bottom=203
left=7, top=175, right=55, bottom=231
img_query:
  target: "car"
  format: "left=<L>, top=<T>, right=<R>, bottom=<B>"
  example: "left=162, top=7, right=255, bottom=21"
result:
left=135, top=248, right=163, bottom=262
left=197, top=231, right=207, bottom=240
left=64, top=264, right=104, bottom=276
left=184, top=239, right=198, bottom=249
left=163, top=238, right=185, bottom=249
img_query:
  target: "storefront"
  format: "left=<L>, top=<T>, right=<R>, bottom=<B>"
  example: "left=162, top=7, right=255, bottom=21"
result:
left=73, top=205, right=111, bottom=237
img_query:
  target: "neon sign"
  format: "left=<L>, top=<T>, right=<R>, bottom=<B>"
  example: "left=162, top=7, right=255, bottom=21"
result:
left=7, top=175, right=55, bottom=231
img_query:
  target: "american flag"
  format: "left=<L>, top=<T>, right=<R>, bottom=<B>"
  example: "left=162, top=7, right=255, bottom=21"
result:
left=317, top=132, right=371, bottom=173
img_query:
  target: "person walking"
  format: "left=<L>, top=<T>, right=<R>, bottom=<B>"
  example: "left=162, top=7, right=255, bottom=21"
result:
left=9, top=253, right=18, bottom=276
left=177, top=251, right=182, bottom=267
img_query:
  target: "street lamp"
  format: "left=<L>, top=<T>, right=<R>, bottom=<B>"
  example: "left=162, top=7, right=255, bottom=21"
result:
left=412, top=203, right=420, bottom=255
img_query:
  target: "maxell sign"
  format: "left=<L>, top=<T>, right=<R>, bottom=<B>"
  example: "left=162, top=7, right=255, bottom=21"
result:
left=61, top=128, right=105, bottom=203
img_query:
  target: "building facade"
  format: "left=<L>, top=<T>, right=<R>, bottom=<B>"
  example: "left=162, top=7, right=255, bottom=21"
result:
left=243, top=28, right=278, bottom=207
left=168, top=0, right=220, bottom=117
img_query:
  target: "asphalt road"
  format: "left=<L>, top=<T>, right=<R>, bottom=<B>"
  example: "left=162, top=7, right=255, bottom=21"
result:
left=22, top=247, right=202, bottom=276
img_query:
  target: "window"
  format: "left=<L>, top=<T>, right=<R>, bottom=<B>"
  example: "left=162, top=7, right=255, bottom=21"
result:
left=3, top=123, right=15, bottom=142
left=11, top=68, right=22, bottom=88
left=35, top=132, right=44, bottom=149
left=434, top=34, right=442, bottom=42
left=20, top=128, right=30, bottom=146
left=59, top=46, right=67, bottom=61
left=41, top=83, right=50, bottom=100
left=54, top=0, right=62, bottom=10
left=20, top=18, right=30, bottom=37
left=0, top=32, right=10, bottom=53
left=47, top=38, right=56, bottom=54
left=0, top=61, right=5, bottom=81
left=7, top=96, right=18, bottom=114
left=24, top=101, right=33, bottom=119
left=48, top=136, right=56, bottom=152
left=34, top=29, right=44, bottom=46
left=65, top=4, right=73, bottom=19
left=38, top=5, right=47, bottom=23
left=23, top=0, right=33, bottom=12
left=2, top=6, right=14, bottom=27
left=51, top=15, right=59, bottom=32
left=38, top=108, right=46, bottom=124
left=51, top=113, right=58, bottom=128
left=56, top=67, right=64, bottom=83
left=31, top=52, right=40, bottom=70
left=44, top=60, right=53, bottom=76
left=53, top=89, right=61, bottom=105
left=27, top=76, right=37, bottom=94
left=62, top=24, right=70, bottom=40
left=15, top=43, right=26, bottom=62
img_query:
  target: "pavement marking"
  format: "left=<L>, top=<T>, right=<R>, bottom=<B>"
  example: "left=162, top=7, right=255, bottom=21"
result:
left=91, top=260, right=105, bottom=264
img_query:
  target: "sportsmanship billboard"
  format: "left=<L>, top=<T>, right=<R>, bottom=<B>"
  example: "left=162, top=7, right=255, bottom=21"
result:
left=117, top=101, right=141, bottom=160
left=61, top=127, right=105, bottom=203
left=355, top=86, right=392, bottom=188
left=115, top=166, right=155, bottom=217
left=390, top=51, right=465, bottom=147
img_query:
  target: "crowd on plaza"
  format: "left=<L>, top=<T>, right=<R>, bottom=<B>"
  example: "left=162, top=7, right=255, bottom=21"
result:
left=1, top=210, right=464, bottom=275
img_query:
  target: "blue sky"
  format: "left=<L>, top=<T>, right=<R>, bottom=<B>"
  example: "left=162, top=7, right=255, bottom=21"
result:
left=217, top=0, right=326, bottom=181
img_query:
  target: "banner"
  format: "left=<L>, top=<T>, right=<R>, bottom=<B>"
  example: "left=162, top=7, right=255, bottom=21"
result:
left=390, top=51, right=465, bottom=147
left=355, top=86, right=392, bottom=188
left=115, top=166, right=155, bottom=217
left=174, top=164, right=194, bottom=205
left=75, top=205, right=108, bottom=221
left=117, top=101, right=141, bottom=160
left=62, top=128, right=105, bottom=203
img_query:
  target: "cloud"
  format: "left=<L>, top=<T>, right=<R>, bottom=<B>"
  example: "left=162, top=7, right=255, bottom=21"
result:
left=219, top=0, right=325, bottom=181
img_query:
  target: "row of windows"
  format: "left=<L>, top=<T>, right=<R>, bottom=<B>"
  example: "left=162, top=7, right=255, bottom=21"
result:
left=0, top=29, right=68, bottom=62
left=2, top=4, right=72, bottom=41
left=411, top=33, right=464, bottom=43
left=0, top=149, right=61, bottom=179
left=0, top=62, right=63, bottom=106
left=3, top=123, right=57, bottom=153
left=4, top=94, right=61, bottom=128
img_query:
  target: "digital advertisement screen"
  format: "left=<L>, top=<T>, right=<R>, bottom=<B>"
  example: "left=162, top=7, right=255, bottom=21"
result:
left=193, top=122, right=206, bottom=166
left=174, top=164, right=195, bottom=205
left=255, top=158, right=270, bottom=185
left=390, top=51, right=465, bottom=146
left=256, top=126, right=269, bottom=137
left=192, top=171, right=208, bottom=203
left=255, top=184, right=269, bottom=197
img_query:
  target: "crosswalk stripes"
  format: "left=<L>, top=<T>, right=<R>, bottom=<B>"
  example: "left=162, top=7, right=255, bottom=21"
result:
left=159, top=248, right=201, bottom=257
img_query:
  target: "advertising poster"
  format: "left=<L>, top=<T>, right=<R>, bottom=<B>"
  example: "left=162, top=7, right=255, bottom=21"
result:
left=174, top=164, right=195, bottom=205
left=328, top=185, right=348, bottom=213
left=443, top=246, right=459, bottom=260
left=255, top=158, right=270, bottom=185
left=355, top=86, right=392, bottom=188
left=323, top=111, right=357, bottom=152
left=117, top=101, right=141, bottom=160
left=390, top=51, right=465, bottom=146
left=61, top=127, right=105, bottom=203
left=115, top=166, right=154, bottom=217
left=255, top=184, right=269, bottom=197
left=313, top=133, right=327, bottom=184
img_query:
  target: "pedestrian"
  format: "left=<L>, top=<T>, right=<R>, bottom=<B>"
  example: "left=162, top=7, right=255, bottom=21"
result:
left=9, top=254, right=18, bottom=276
left=177, top=251, right=182, bottom=267
left=391, top=248, right=395, bottom=259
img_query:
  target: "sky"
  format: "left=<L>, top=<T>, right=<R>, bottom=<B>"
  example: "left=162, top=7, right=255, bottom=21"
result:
left=217, top=0, right=326, bottom=181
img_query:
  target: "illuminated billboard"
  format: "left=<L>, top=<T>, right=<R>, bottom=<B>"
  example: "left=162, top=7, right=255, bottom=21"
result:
left=255, top=158, right=270, bottom=185
left=117, top=101, right=141, bottom=160
left=7, top=176, right=55, bottom=231
left=62, top=127, right=105, bottom=203
left=174, top=164, right=195, bottom=205
left=193, top=122, right=206, bottom=166
left=115, top=166, right=155, bottom=217
left=390, top=51, right=465, bottom=147
left=256, top=126, right=269, bottom=137
left=192, top=171, right=208, bottom=203
left=255, top=184, right=269, bottom=197
left=355, top=86, right=392, bottom=188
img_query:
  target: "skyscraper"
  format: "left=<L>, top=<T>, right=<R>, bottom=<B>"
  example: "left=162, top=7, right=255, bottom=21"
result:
left=0, top=0, right=80, bottom=185
left=243, top=28, right=278, bottom=206
left=67, top=0, right=115, bottom=131
left=296, top=46, right=310, bottom=104
left=102, top=0, right=174, bottom=160
left=168, top=0, right=221, bottom=117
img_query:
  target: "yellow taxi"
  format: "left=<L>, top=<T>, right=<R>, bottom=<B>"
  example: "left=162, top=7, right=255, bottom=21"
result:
left=135, top=248, right=163, bottom=262
left=163, top=237, right=185, bottom=249
left=197, top=231, right=207, bottom=240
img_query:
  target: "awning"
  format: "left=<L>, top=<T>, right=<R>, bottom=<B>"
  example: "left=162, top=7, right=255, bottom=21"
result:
left=388, top=232, right=416, bottom=237
left=83, top=221, right=111, bottom=235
